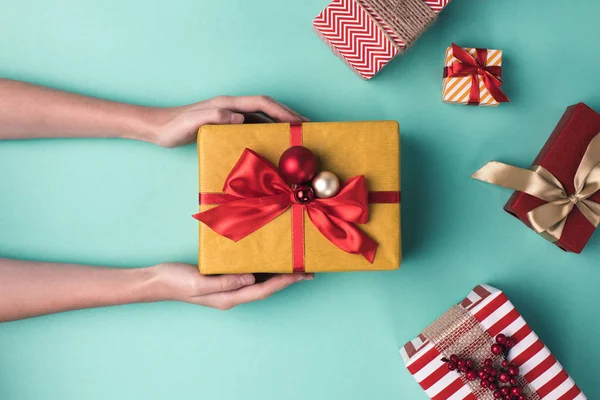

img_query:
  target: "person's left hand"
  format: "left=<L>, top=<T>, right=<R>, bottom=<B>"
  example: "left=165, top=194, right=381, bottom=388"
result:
left=149, top=95, right=308, bottom=148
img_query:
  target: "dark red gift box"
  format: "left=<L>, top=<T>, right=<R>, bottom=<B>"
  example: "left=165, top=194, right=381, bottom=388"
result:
left=504, top=103, right=600, bottom=253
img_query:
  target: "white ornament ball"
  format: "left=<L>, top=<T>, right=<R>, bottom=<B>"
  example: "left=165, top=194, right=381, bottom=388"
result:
left=312, top=171, right=340, bottom=199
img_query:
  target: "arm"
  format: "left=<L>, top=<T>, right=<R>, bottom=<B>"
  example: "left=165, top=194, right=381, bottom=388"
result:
left=0, top=78, right=307, bottom=147
left=0, top=258, right=312, bottom=322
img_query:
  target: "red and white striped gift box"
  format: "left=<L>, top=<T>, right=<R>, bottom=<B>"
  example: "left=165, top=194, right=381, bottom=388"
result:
left=401, top=285, right=586, bottom=400
left=313, top=0, right=451, bottom=80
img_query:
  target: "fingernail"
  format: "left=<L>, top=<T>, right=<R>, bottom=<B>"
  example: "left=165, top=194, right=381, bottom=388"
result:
left=231, top=113, right=245, bottom=124
left=241, top=274, right=255, bottom=285
left=295, top=274, right=314, bottom=282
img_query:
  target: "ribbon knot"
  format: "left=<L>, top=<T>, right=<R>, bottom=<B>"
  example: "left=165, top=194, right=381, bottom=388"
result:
left=472, top=133, right=600, bottom=242
left=194, top=148, right=378, bottom=263
left=569, top=194, right=580, bottom=205
left=446, top=43, right=509, bottom=105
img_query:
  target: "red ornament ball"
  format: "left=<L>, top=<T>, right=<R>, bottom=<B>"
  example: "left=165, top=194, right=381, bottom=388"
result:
left=465, top=359, right=473, bottom=368
left=501, top=360, right=509, bottom=368
left=450, top=354, right=459, bottom=363
left=480, top=379, right=490, bottom=388
left=511, top=387, right=523, bottom=396
left=484, top=358, right=493, bottom=367
left=500, top=387, right=510, bottom=396
left=278, top=146, right=317, bottom=185
left=490, top=368, right=499, bottom=377
left=508, top=365, right=520, bottom=376
left=518, top=394, right=528, bottom=400
left=489, top=382, right=498, bottom=391
left=493, top=390, right=502, bottom=399
left=504, top=337, right=516, bottom=348
left=509, top=377, right=518, bottom=386
left=294, top=184, right=315, bottom=204
left=491, top=344, right=504, bottom=355
left=498, top=372, right=510, bottom=383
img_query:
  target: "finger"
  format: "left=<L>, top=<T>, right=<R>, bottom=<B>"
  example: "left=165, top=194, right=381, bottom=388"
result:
left=202, top=273, right=314, bottom=310
left=196, top=107, right=245, bottom=125
left=196, top=274, right=256, bottom=295
left=279, top=103, right=310, bottom=122
left=210, top=96, right=301, bottom=123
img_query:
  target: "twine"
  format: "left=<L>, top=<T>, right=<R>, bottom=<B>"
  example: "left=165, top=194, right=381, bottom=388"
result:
left=422, top=305, right=540, bottom=400
left=361, top=0, right=437, bottom=51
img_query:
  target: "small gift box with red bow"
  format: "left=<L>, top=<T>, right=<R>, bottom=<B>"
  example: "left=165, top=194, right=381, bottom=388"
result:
left=401, top=285, right=586, bottom=400
left=472, top=103, right=600, bottom=253
left=313, top=0, right=453, bottom=80
left=193, top=121, right=401, bottom=274
left=442, top=43, right=509, bottom=106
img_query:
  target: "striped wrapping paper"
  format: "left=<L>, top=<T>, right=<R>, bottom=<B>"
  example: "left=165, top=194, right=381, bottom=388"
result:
left=313, top=0, right=451, bottom=80
left=442, top=46, right=503, bottom=106
left=401, top=285, right=586, bottom=400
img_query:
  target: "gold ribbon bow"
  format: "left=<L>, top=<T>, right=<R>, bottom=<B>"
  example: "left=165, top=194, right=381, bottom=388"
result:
left=472, top=132, right=600, bottom=242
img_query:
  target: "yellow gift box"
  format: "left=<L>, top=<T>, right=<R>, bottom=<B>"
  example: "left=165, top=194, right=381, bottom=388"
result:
left=196, top=121, right=401, bottom=274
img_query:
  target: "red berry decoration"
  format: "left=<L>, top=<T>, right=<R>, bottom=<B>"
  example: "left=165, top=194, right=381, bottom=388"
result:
left=293, top=184, right=315, bottom=204
left=465, top=370, right=477, bottom=381
left=495, top=334, right=507, bottom=345
left=278, top=146, right=317, bottom=185
left=440, top=334, right=526, bottom=398
left=491, top=344, right=504, bottom=355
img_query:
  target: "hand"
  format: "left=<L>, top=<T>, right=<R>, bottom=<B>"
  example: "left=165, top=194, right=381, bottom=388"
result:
left=151, top=263, right=313, bottom=310
left=150, top=95, right=308, bottom=148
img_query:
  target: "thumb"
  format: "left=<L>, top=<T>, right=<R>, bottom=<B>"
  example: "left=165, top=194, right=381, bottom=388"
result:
left=198, top=108, right=245, bottom=125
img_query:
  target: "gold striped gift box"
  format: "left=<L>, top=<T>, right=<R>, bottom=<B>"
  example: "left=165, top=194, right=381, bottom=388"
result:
left=442, top=47, right=504, bottom=107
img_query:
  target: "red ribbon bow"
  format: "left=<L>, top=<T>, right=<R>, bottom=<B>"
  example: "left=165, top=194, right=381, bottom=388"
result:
left=446, top=43, right=509, bottom=105
left=193, top=149, right=378, bottom=264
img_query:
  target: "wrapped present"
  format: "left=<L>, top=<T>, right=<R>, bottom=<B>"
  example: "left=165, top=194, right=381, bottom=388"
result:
left=442, top=43, right=509, bottom=106
left=193, top=121, right=401, bottom=274
left=313, top=0, right=452, bottom=80
left=401, top=285, right=586, bottom=400
left=472, top=103, right=600, bottom=253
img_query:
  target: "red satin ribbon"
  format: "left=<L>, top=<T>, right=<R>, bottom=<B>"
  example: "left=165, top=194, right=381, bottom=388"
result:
left=444, top=43, right=509, bottom=105
left=194, top=148, right=379, bottom=266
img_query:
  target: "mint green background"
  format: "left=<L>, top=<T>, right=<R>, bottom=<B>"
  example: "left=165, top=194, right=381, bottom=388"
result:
left=0, top=0, right=599, bottom=398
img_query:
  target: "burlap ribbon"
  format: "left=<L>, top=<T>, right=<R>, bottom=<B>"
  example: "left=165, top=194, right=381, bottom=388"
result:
left=472, top=132, right=600, bottom=242
left=359, top=0, right=436, bottom=52
left=423, top=305, right=540, bottom=400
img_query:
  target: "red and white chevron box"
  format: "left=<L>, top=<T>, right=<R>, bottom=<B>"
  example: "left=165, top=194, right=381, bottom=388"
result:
left=401, top=285, right=586, bottom=400
left=313, top=0, right=451, bottom=80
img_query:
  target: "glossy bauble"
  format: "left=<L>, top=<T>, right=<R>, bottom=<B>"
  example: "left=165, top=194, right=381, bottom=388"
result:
left=278, top=146, right=317, bottom=185
left=294, top=184, right=315, bottom=204
left=312, top=171, right=340, bottom=199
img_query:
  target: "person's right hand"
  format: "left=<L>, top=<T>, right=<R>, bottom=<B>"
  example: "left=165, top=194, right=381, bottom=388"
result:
left=151, top=262, right=313, bottom=310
